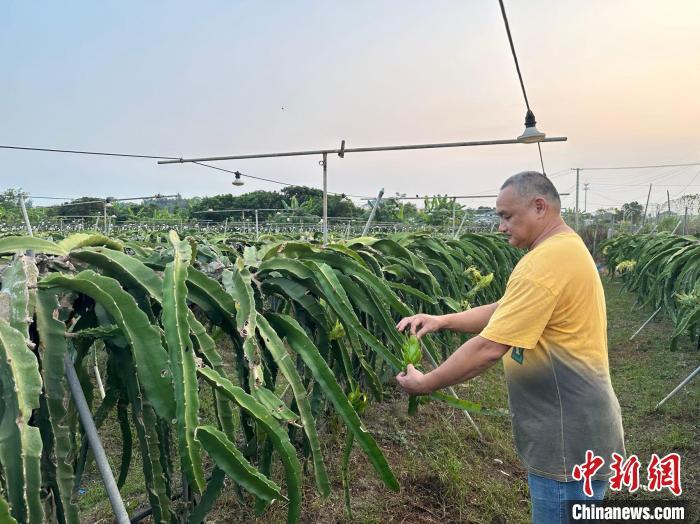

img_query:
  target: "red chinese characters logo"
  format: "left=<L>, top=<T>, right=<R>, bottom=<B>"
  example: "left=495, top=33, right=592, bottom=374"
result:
left=609, top=452, right=641, bottom=493
left=572, top=450, right=605, bottom=497
left=572, top=452, right=683, bottom=497
left=647, top=453, right=682, bottom=496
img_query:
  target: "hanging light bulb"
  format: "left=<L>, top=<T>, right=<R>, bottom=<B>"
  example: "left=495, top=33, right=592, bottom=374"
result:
left=232, top=171, right=245, bottom=186
left=517, top=110, right=546, bottom=143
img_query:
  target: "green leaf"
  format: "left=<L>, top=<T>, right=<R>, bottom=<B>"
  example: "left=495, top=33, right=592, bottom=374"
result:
left=266, top=313, right=400, bottom=492
left=0, top=236, right=67, bottom=256
left=257, top=315, right=331, bottom=497
left=197, top=366, right=302, bottom=524
left=39, top=271, right=176, bottom=421
left=0, top=320, right=44, bottom=524
left=58, top=233, right=123, bottom=252
left=163, top=231, right=205, bottom=493
left=35, top=291, right=80, bottom=524
left=195, top=426, right=284, bottom=502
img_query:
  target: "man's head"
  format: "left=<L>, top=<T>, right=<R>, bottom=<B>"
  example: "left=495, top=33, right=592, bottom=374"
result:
left=496, top=171, right=562, bottom=249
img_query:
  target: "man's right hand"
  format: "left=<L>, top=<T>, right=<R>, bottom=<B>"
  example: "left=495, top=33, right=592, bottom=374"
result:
left=396, top=314, right=444, bottom=338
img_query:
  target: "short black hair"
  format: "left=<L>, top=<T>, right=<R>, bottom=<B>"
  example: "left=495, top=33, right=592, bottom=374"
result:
left=500, top=171, right=561, bottom=207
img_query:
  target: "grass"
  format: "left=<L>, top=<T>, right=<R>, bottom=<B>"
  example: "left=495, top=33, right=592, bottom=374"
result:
left=78, top=277, right=699, bottom=523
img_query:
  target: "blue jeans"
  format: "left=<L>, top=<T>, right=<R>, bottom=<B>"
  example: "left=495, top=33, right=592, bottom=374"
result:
left=528, top=472, right=607, bottom=524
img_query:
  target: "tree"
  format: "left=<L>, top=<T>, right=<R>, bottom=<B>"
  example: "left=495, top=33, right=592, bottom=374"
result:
left=620, top=201, right=644, bottom=223
left=45, top=196, right=105, bottom=217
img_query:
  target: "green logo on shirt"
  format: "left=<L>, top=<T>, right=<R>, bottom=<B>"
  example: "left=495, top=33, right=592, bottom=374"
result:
left=511, top=347, right=524, bottom=364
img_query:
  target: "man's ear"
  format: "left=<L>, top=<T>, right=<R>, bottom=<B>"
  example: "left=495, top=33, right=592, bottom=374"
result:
left=534, top=196, right=547, bottom=216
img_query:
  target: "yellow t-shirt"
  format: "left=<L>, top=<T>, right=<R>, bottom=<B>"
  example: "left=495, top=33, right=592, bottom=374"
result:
left=481, top=232, right=625, bottom=481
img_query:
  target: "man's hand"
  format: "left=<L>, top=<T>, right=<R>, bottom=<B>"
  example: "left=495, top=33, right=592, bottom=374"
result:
left=396, top=313, right=444, bottom=338
left=396, top=364, right=431, bottom=395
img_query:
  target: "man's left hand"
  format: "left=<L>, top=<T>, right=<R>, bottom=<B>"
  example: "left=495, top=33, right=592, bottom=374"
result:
left=396, top=364, right=430, bottom=395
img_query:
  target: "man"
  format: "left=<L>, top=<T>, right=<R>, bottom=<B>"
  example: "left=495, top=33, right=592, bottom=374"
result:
left=396, top=171, right=624, bottom=523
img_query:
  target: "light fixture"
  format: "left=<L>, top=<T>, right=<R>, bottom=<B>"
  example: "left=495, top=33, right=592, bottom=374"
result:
left=517, top=110, right=546, bottom=143
left=232, top=171, right=245, bottom=186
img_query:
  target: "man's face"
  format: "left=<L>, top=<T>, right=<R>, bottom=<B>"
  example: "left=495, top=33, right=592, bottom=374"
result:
left=496, top=185, right=539, bottom=249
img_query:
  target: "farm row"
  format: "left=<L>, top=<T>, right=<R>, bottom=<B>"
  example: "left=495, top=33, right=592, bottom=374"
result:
left=0, top=231, right=518, bottom=523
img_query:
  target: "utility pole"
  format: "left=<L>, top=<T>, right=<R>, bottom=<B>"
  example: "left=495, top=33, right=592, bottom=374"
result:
left=583, top=183, right=589, bottom=213
left=667, top=190, right=671, bottom=213
left=575, top=168, right=580, bottom=232
left=103, top=200, right=109, bottom=234
left=255, top=209, right=259, bottom=241
left=321, top=153, right=328, bottom=245
left=641, top=184, right=652, bottom=229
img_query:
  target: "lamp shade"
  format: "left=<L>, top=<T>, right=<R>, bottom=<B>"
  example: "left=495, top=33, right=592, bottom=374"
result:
left=232, top=171, right=245, bottom=186
left=517, top=110, right=545, bottom=143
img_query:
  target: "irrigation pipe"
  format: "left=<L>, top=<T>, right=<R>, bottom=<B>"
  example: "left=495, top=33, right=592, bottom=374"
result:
left=64, top=353, right=129, bottom=523
left=421, top=341, right=483, bottom=440
left=655, top=365, right=700, bottom=410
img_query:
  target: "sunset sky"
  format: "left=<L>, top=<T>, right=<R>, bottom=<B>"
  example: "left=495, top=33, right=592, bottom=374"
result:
left=2, top=1, right=699, bottom=212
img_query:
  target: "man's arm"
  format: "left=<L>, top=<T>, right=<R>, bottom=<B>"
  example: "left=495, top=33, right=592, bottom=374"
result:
left=396, top=302, right=498, bottom=338
left=439, top=303, right=499, bottom=333
left=396, top=335, right=509, bottom=395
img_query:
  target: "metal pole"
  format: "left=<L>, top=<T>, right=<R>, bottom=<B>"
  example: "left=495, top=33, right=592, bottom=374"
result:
left=592, top=216, right=598, bottom=256
left=629, top=306, right=662, bottom=340
left=422, top=343, right=483, bottom=440
left=158, top=136, right=568, bottom=164
left=454, top=209, right=470, bottom=239
left=64, top=353, right=129, bottom=523
left=18, top=193, right=34, bottom=237
left=223, top=217, right=228, bottom=235
left=450, top=198, right=457, bottom=237
left=362, top=188, right=384, bottom=236
left=255, top=209, right=259, bottom=241
left=671, top=219, right=682, bottom=234
left=683, top=206, right=688, bottom=235
left=103, top=201, right=108, bottom=234
left=583, top=183, right=589, bottom=213
left=575, top=168, right=580, bottom=232
left=667, top=190, right=671, bottom=213
left=641, top=184, right=652, bottom=228
left=321, top=153, right=328, bottom=245
left=655, top=365, right=700, bottom=410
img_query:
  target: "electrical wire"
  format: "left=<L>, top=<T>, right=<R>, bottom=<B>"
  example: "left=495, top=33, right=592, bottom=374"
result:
left=497, top=0, right=547, bottom=176
left=671, top=169, right=700, bottom=199
left=192, top=161, right=372, bottom=199
left=498, top=0, right=530, bottom=110
left=0, top=144, right=179, bottom=160
left=580, top=162, right=700, bottom=170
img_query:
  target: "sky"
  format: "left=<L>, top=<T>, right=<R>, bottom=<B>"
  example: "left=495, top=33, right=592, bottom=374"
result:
left=2, top=1, right=700, bottom=212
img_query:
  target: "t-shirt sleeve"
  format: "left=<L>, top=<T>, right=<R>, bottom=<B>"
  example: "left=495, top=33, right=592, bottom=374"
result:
left=480, top=276, right=557, bottom=349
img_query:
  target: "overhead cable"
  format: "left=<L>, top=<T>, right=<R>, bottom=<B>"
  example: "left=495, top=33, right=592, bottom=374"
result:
left=497, top=0, right=546, bottom=175
left=0, top=144, right=179, bottom=160
left=580, top=162, right=700, bottom=170
left=192, top=161, right=371, bottom=199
